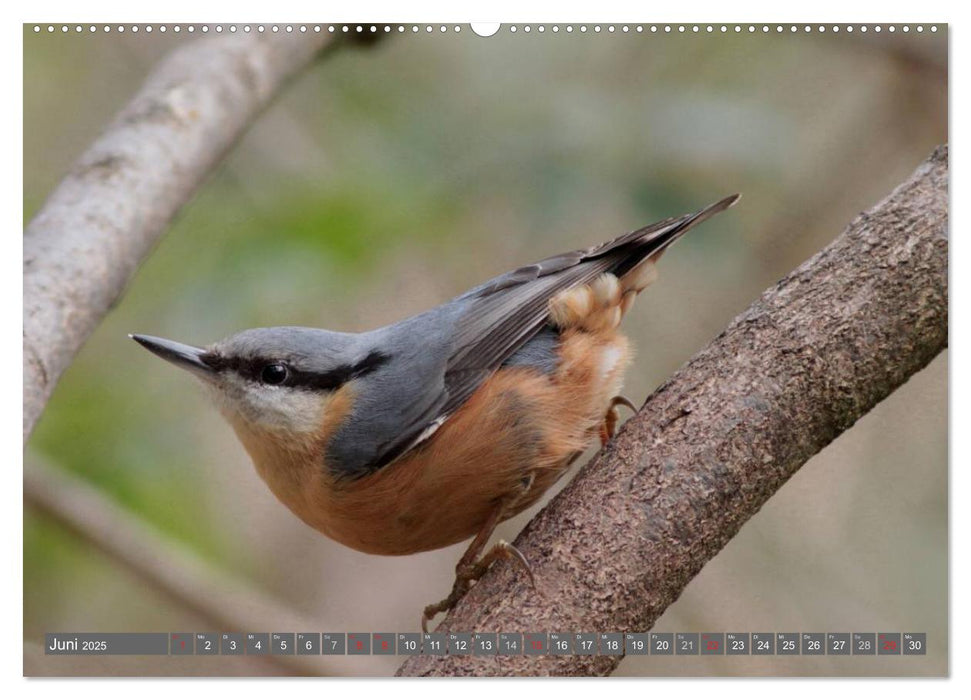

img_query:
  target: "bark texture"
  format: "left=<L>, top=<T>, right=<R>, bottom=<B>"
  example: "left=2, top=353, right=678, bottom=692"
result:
left=23, top=31, right=335, bottom=441
left=398, top=145, right=948, bottom=677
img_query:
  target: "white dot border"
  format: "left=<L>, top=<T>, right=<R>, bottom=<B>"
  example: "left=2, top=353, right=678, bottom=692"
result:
left=29, top=23, right=941, bottom=36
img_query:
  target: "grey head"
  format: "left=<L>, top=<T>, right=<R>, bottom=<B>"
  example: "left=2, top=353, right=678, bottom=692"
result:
left=131, top=327, right=388, bottom=437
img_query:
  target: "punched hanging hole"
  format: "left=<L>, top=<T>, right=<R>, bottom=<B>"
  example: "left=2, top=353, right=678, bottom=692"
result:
left=470, top=23, right=501, bottom=37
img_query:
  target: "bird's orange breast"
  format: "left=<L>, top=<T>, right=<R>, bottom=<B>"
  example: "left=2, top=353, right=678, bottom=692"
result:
left=242, top=325, right=630, bottom=556
left=225, top=265, right=649, bottom=557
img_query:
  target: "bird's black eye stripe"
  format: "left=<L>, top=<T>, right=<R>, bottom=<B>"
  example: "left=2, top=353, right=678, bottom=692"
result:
left=201, top=350, right=390, bottom=392
left=287, top=350, right=390, bottom=391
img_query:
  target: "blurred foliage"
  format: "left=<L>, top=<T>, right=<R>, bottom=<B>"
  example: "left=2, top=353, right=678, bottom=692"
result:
left=24, top=25, right=947, bottom=676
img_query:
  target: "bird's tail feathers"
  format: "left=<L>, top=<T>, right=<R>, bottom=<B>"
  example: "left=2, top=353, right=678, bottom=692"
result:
left=618, top=192, right=739, bottom=303
left=549, top=194, right=739, bottom=332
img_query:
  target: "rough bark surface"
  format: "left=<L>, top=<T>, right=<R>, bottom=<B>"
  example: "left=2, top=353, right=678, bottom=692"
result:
left=23, top=31, right=334, bottom=441
left=398, top=145, right=948, bottom=677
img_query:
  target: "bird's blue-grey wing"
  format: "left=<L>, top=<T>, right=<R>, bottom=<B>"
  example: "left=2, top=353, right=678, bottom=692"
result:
left=438, top=194, right=739, bottom=417
left=331, top=195, right=738, bottom=475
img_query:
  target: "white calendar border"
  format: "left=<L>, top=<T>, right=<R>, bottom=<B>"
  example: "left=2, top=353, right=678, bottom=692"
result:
left=6, top=0, right=963, bottom=696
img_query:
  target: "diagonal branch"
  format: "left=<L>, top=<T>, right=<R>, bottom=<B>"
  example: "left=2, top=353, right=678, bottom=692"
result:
left=23, top=31, right=340, bottom=441
left=25, top=457, right=340, bottom=676
left=398, top=145, right=948, bottom=677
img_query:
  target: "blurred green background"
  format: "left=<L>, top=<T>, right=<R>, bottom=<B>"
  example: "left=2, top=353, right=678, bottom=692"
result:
left=24, top=24, right=947, bottom=676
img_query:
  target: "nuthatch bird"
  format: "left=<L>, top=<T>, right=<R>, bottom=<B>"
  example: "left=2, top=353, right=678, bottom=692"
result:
left=132, top=194, right=738, bottom=630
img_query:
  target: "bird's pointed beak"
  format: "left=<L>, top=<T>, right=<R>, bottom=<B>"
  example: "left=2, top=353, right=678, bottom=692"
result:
left=130, top=334, right=215, bottom=377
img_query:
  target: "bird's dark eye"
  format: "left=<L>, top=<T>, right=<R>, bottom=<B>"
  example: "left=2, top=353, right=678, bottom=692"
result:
left=260, top=363, right=289, bottom=385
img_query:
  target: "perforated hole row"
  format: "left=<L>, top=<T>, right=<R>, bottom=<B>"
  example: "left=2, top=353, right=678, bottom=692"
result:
left=30, top=24, right=941, bottom=35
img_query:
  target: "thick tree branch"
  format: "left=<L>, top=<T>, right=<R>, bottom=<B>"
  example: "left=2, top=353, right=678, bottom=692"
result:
left=23, top=31, right=337, bottom=441
left=398, top=145, right=948, bottom=676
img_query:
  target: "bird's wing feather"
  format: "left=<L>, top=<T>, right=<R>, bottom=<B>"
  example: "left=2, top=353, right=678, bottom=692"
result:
left=365, top=195, right=738, bottom=470
left=440, top=194, right=739, bottom=416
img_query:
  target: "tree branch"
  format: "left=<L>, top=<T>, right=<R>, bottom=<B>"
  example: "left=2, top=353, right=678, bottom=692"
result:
left=25, top=457, right=341, bottom=676
left=398, top=145, right=948, bottom=677
left=23, top=31, right=338, bottom=441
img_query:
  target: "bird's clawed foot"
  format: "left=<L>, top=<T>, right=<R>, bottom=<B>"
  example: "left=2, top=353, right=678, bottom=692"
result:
left=599, top=395, right=638, bottom=446
left=421, top=540, right=535, bottom=633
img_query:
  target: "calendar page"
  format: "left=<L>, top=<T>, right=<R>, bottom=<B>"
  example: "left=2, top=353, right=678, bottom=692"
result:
left=22, top=17, right=948, bottom=680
